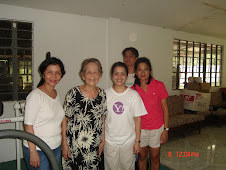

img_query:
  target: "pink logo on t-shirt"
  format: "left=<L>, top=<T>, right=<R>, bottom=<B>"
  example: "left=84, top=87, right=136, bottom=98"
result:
left=113, top=102, right=124, bottom=114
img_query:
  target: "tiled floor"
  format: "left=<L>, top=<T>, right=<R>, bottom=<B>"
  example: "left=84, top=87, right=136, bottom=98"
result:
left=160, top=124, right=226, bottom=170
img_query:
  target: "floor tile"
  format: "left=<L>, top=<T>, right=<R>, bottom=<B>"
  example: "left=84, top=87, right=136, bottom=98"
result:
left=160, top=124, right=226, bottom=170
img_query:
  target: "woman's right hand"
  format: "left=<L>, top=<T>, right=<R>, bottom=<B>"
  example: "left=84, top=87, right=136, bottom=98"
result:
left=62, top=143, right=70, bottom=161
left=30, top=150, right=40, bottom=168
left=25, top=125, right=41, bottom=168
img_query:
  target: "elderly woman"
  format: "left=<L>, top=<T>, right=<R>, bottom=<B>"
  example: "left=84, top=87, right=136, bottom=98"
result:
left=62, top=58, right=107, bottom=170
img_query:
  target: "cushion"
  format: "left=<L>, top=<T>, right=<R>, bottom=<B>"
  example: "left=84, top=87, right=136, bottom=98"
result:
left=174, top=114, right=205, bottom=124
left=213, top=109, right=226, bottom=116
left=196, top=111, right=211, bottom=116
left=169, top=117, right=187, bottom=128
left=168, top=95, right=184, bottom=117
left=210, top=91, right=223, bottom=106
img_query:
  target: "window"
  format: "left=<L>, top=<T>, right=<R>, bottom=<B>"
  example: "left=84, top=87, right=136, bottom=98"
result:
left=0, top=20, right=33, bottom=101
left=172, top=39, right=223, bottom=89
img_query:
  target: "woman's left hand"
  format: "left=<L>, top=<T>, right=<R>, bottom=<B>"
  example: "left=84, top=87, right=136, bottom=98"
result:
left=160, top=130, right=168, bottom=144
left=133, top=142, right=140, bottom=154
left=98, top=140, right=105, bottom=158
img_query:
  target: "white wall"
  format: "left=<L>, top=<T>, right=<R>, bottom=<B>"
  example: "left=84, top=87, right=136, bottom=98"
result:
left=0, top=4, right=226, bottom=163
left=0, top=4, right=108, bottom=163
left=117, top=21, right=226, bottom=95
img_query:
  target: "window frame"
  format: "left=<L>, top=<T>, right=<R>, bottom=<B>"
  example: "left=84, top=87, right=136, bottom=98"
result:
left=172, top=39, right=223, bottom=90
left=0, top=19, right=33, bottom=101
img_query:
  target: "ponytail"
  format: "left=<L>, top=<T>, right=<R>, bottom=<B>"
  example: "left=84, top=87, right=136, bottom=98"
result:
left=37, top=77, right=45, bottom=87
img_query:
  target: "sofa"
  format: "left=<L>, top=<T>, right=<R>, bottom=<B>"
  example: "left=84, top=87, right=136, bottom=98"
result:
left=168, top=95, right=205, bottom=137
left=184, top=89, right=226, bottom=126
left=209, top=89, right=226, bottom=125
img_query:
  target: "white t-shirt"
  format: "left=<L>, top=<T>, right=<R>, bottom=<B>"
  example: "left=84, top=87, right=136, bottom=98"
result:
left=125, top=73, right=135, bottom=87
left=23, top=88, right=65, bottom=150
left=105, top=87, right=147, bottom=147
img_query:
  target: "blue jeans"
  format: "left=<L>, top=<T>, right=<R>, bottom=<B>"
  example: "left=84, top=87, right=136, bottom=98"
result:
left=24, top=145, right=61, bottom=170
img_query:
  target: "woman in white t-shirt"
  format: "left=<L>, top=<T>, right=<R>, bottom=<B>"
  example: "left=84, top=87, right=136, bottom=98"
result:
left=23, top=57, right=65, bottom=170
left=104, top=62, right=147, bottom=170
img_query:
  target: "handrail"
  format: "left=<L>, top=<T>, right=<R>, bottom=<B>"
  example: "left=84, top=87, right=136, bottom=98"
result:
left=0, top=130, right=60, bottom=170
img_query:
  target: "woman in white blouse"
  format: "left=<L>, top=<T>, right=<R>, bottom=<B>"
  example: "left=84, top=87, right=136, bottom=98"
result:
left=23, top=57, right=65, bottom=170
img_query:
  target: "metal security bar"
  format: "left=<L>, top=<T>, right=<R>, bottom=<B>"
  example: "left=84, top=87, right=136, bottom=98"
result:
left=0, top=20, right=33, bottom=101
left=172, top=39, right=223, bottom=90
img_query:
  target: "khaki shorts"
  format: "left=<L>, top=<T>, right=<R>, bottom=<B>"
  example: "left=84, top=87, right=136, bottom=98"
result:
left=140, top=125, right=164, bottom=148
left=104, top=141, right=135, bottom=170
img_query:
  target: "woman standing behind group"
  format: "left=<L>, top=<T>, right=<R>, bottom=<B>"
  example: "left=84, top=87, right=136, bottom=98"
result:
left=23, top=57, right=66, bottom=170
left=132, top=57, right=169, bottom=170
left=104, top=62, right=147, bottom=170
left=62, top=58, right=106, bottom=170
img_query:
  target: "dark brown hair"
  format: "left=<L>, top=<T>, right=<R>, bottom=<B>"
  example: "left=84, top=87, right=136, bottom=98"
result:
left=122, top=47, right=139, bottom=58
left=37, top=57, right=65, bottom=87
left=134, top=57, right=152, bottom=87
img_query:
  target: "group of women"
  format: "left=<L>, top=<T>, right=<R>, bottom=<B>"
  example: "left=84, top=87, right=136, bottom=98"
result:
left=23, top=54, right=169, bottom=170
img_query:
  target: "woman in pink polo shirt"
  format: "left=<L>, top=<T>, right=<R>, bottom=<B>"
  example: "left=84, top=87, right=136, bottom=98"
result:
left=131, top=57, right=169, bottom=170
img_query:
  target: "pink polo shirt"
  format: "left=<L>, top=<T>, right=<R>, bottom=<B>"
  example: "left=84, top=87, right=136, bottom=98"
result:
left=131, top=78, right=168, bottom=130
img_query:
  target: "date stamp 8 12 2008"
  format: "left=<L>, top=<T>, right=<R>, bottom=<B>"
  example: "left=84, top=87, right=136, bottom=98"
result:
left=168, top=151, right=199, bottom=158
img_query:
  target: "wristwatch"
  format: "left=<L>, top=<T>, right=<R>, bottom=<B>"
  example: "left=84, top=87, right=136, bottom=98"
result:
left=164, top=128, right=169, bottom=131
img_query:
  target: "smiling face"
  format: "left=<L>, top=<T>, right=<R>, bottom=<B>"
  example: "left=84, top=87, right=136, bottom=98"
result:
left=112, top=66, right=127, bottom=87
left=43, top=64, right=62, bottom=88
left=136, top=62, right=151, bottom=82
left=123, top=50, right=137, bottom=67
left=82, top=62, right=101, bottom=87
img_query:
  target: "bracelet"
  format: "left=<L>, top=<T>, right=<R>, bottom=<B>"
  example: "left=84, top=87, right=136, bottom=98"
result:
left=135, top=140, right=141, bottom=143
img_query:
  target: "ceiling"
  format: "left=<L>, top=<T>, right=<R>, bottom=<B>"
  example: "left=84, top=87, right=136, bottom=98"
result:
left=1, top=0, right=226, bottom=39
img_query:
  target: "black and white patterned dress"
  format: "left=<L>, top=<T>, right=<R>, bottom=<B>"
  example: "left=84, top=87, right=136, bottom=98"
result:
left=62, top=86, right=107, bottom=170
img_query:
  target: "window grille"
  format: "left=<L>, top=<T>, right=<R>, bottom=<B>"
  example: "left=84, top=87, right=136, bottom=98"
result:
left=172, top=39, right=223, bottom=90
left=0, top=20, right=33, bottom=101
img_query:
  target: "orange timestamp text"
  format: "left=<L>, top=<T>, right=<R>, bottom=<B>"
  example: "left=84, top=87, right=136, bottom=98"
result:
left=168, top=151, right=199, bottom=158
